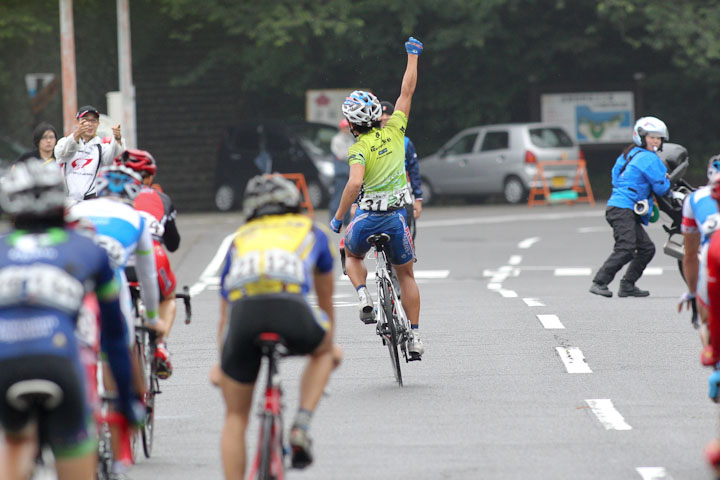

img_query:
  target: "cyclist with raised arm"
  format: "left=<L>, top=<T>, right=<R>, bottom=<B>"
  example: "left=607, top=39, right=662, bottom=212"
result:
left=380, top=100, right=423, bottom=239
left=0, top=160, right=139, bottom=480
left=211, top=174, right=341, bottom=478
left=68, top=164, right=161, bottom=478
left=330, top=36, right=425, bottom=358
left=116, top=149, right=180, bottom=378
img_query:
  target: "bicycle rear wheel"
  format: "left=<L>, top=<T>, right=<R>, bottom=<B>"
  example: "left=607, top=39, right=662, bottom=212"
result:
left=380, top=277, right=403, bottom=387
left=257, top=413, right=274, bottom=479
left=141, top=338, right=155, bottom=458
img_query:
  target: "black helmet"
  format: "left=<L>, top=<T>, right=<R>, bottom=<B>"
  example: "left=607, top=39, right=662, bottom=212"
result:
left=243, top=174, right=301, bottom=221
left=380, top=101, right=395, bottom=115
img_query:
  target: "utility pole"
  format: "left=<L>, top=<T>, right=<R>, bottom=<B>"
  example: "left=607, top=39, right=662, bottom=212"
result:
left=117, top=0, right=137, bottom=149
left=59, top=0, right=77, bottom=136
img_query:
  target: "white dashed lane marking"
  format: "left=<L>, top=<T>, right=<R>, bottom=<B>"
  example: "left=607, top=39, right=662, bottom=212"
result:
left=585, top=399, right=632, bottom=430
left=518, top=237, right=541, bottom=249
left=523, top=298, right=545, bottom=307
left=499, top=289, right=518, bottom=298
left=556, top=347, right=592, bottom=373
left=636, top=467, right=672, bottom=479
left=509, top=255, right=522, bottom=265
left=536, top=314, right=564, bottom=329
left=554, top=267, right=592, bottom=276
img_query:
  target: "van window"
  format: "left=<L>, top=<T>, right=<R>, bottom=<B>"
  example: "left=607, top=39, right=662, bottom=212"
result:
left=481, top=131, right=509, bottom=151
left=529, top=128, right=574, bottom=148
left=445, top=132, right=477, bottom=155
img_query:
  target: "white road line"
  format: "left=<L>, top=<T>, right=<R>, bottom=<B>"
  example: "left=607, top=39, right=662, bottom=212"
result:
left=499, top=289, right=518, bottom=298
left=419, top=210, right=603, bottom=228
left=487, top=283, right=502, bottom=290
left=636, top=467, right=672, bottom=479
left=523, top=298, right=545, bottom=307
left=556, top=347, right=592, bottom=373
left=518, top=237, right=541, bottom=249
left=578, top=226, right=609, bottom=233
left=537, top=314, right=564, bottom=329
left=189, top=232, right=236, bottom=296
left=644, top=267, right=663, bottom=275
left=509, top=255, right=522, bottom=265
left=585, top=399, right=632, bottom=430
left=554, top=267, right=592, bottom=276
left=338, top=269, right=450, bottom=281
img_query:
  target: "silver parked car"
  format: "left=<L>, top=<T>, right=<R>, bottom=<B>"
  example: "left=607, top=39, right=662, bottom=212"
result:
left=418, top=123, right=585, bottom=204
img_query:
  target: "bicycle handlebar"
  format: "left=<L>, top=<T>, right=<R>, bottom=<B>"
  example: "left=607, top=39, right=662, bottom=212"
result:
left=174, top=286, right=192, bottom=324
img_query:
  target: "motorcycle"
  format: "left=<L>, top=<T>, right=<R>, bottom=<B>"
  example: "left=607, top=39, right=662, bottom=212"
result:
left=655, top=143, right=700, bottom=327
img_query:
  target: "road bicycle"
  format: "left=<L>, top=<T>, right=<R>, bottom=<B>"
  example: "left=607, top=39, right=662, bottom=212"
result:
left=368, top=233, right=419, bottom=387
left=129, top=283, right=192, bottom=459
left=246, top=332, right=287, bottom=480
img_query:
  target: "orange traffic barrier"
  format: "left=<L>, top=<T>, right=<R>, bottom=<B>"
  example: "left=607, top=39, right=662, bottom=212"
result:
left=527, top=159, right=595, bottom=207
left=270, top=173, right=315, bottom=218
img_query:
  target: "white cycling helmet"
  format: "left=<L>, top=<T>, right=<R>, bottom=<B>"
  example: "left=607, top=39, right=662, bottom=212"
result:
left=0, top=158, right=66, bottom=219
left=632, top=116, right=669, bottom=147
left=342, top=90, right=382, bottom=127
left=708, top=154, right=720, bottom=182
left=243, top=174, right=301, bottom=221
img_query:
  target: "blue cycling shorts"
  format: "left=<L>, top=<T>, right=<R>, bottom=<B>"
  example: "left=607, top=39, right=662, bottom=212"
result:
left=344, top=208, right=415, bottom=265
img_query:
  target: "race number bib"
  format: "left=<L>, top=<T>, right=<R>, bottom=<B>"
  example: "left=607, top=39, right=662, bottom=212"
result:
left=225, top=249, right=305, bottom=290
left=702, top=213, right=720, bottom=237
left=0, top=265, right=85, bottom=312
left=359, top=186, right=412, bottom=211
left=140, top=211, right=165, bottom=239
left=95, top=235, right=126, bottom=270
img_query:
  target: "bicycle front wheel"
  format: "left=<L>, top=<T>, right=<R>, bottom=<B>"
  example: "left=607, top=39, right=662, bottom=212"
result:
left=380, top=277, right=403, bottom=387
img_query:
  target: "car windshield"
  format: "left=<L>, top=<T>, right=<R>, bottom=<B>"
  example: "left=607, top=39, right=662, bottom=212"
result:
left=529, top=128, right=574, bottom=148
left=293, top=124, right=337, bottom=159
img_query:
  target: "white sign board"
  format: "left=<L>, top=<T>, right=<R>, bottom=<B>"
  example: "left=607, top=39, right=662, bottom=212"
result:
left=25, top=73, right=55, bottom=97
left=541, top=91, right=634, bottom=145
left=306, top=89, right=355, bottom=126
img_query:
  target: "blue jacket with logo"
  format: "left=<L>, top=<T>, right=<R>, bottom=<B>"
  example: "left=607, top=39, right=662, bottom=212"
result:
left=607, top=146, right=670, bottom=225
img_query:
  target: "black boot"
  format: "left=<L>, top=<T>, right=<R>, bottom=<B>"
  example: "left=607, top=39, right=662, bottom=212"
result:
left=589, top=282, right=612, bottom=297
left=618, top=280, right=649, bottom=297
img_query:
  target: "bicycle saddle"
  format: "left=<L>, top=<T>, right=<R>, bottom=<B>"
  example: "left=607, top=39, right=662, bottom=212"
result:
left=6, top=380, right=63, bottom=411
left=255, top=332, right=288, bottom=355
left=366, top=233, right=391, bottom=246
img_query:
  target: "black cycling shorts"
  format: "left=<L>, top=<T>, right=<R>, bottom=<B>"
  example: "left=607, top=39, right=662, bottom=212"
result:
left=0, top=355, right=93, bottom=458
left=221, top=294, right=327, bottom=384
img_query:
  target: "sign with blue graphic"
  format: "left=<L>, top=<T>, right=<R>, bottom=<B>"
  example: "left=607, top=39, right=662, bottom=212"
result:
left=541, top=91, right=634, bottom=145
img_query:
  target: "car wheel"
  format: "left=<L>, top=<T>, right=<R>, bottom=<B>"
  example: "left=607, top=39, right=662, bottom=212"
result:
left=420, top=178, right=434, bottom=206
left=306, top=180, right=325, bottom=208
left=503, top=176, right=526, bottom=204
left=215, top=185, right=236, bottom=212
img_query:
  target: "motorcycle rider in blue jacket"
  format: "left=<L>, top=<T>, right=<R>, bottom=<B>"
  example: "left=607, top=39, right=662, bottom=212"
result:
left=590, top=116, right=677, bottom=298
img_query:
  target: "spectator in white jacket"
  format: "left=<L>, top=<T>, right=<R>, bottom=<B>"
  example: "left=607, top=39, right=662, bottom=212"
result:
left=54, top=105, right=125, bottom=201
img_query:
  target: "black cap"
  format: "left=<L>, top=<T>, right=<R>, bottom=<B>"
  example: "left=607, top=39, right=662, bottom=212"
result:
left=76, top=105, right=99, bottom=119
left=380, top=101, right=394, bottom=115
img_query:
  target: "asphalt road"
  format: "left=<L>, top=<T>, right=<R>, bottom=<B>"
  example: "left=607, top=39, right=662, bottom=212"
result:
left=126, top=203, right=717, bottom=480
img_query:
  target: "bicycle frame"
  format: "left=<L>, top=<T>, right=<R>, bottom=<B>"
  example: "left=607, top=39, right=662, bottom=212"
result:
left=369, top=234, right=412, bottom=386
left=246, top=332, right=286, bottom=480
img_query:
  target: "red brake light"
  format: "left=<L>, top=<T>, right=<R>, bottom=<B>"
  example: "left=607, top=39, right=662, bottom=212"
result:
left=525, top=150, right=537, bottom=164
left=579, top=149, right=585, bottom=161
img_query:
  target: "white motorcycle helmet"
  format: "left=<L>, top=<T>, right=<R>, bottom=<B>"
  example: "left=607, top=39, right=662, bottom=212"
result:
left=707, top=154, right=720, bottom=182
left=632, top=116, right=669, bottom=149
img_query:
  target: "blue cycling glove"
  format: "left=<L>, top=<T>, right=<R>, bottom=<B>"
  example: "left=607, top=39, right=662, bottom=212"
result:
left=330, top=217, right=343, bottom=233
left=405, top=37, right=423, bottom=55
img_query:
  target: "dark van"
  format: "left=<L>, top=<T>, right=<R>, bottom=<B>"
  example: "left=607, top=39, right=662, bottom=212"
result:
left=213, top=121, right=337, bottom=211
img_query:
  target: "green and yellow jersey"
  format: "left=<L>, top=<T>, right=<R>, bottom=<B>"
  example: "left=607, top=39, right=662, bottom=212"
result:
left=348, top=110, right=412, bottom=211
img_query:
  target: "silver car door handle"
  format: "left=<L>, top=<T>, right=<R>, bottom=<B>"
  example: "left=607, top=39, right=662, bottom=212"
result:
left=496, top=155, right=505, bottom=163
left=460, top=158, right=469, bottom=166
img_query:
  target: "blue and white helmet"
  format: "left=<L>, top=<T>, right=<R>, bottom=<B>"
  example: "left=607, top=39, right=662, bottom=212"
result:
left=342, top=90, right=382, bottom=127
left=632, top=116, right=669, bottom=147
left=96, top=165, right=142, bottom=202
left=0, top=158, right=66, bottom=218
left=707, top=154, right=720, bottom=182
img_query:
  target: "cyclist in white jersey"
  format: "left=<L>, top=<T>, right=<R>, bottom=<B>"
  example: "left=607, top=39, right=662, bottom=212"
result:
left=68, top=164, right=161, bottom=478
